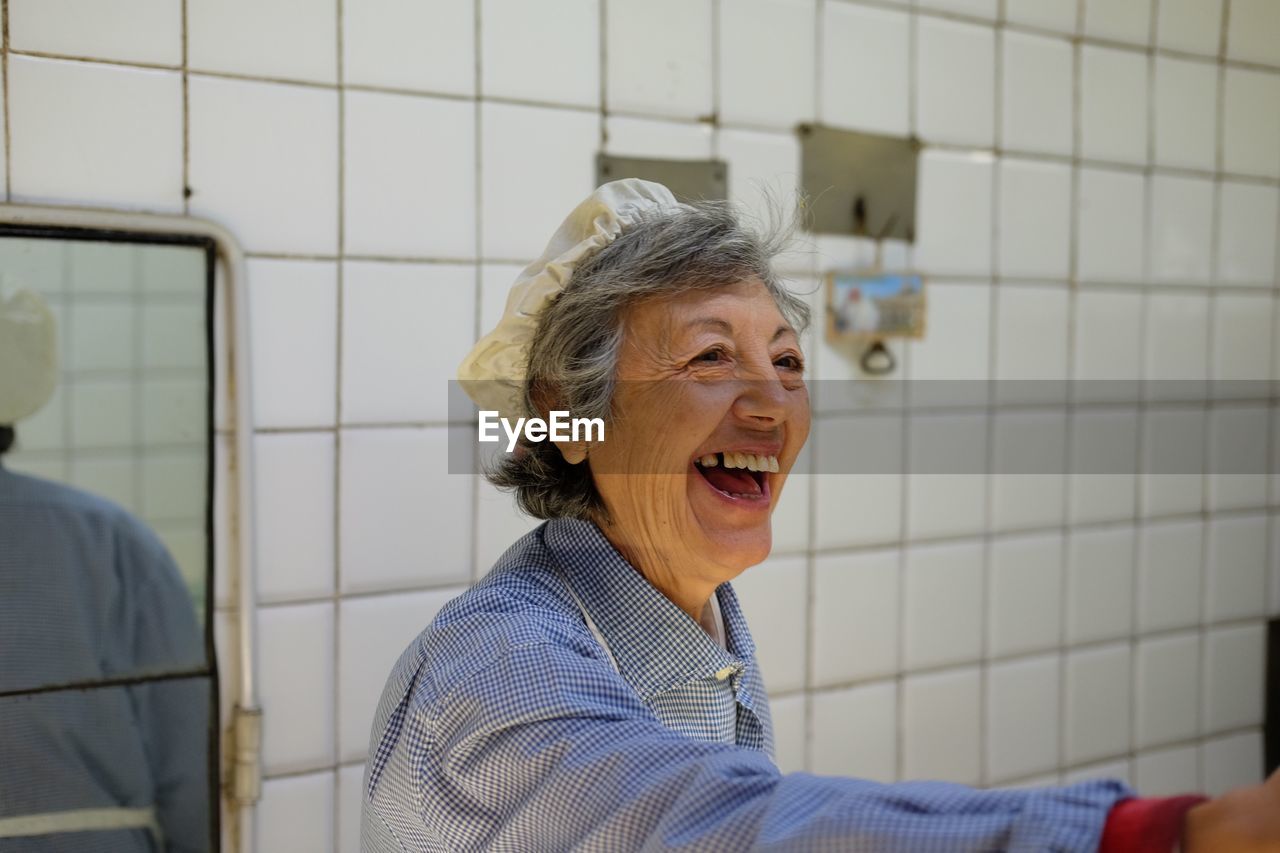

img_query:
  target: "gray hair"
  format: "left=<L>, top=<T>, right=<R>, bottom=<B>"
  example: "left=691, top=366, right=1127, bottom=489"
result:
left=487, top=198, right=809, bottom=521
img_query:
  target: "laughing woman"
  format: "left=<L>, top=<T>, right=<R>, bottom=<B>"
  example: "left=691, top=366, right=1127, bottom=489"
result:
left=361, top=180, right=1279, bottom=852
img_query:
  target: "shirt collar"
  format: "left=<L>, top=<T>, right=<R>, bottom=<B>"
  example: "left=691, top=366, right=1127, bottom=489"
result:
left=544, top=517, right=755, bottom=700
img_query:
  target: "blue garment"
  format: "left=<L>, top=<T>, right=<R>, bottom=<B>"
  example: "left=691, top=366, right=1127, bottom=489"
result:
left=363, top=517, right=1132, bottom=851
left=0, top=466, right=209, bottom=853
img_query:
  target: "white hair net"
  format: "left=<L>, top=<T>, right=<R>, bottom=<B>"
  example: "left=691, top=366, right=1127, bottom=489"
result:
left=0, top=288, right=57, bottom=425
left=457, top=179, right=686, bottom=421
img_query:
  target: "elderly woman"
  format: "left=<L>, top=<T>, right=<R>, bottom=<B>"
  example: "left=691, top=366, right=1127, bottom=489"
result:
left=362, top=181, right=1279, bottom=851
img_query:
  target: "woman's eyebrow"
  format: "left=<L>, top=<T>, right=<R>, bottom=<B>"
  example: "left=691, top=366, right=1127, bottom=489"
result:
left=682, top=318, right=797, bottom=342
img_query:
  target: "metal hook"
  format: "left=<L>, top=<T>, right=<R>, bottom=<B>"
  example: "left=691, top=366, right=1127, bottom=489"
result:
left=860, top=339, right=895, bottom=375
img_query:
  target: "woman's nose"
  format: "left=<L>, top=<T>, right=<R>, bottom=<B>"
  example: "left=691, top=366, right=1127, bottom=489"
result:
left=731, top=360, right=792, bottom=424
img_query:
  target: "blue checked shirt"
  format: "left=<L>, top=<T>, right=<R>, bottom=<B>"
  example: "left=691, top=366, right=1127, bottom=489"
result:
left=362, top=518, right=1132, bottom=851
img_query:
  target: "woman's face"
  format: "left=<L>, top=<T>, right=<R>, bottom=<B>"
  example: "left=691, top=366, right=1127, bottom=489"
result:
left=587, top=278, right=810, bottom=586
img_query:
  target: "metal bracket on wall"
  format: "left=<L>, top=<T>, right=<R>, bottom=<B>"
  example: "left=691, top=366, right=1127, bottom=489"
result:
left=798, top=124, right=921, bottom=242
left=596, top=154, right=729, bottom=202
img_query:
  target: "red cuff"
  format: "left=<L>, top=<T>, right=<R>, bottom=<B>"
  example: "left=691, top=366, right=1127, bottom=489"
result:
left=1098, top=795, right=1208, bottom=853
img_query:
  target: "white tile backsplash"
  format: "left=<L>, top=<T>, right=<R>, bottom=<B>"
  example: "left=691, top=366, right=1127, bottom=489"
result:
left=811, top=549, right=900, bottom=685
left=337, top=763, right=365, bottom=853
left=1207, top=404, right=1268, bottom=511
left=1001, top=31, right=1073, bottom=156
left=1081, top=0, right=1151, bottom=44
left=188, top=0, right=337, bottom=83
left=1205, top=514, right=1268, bottom=622
left=1216, top=181, right=1280, bottom=285
left=1140, top=407, right=1206, bottom=518
left=482, top=0, right=598, bottom=108
left=1065, top=526, right=1134, bottom=644
left=1004, top=0, right=1077, bottom=33
left=1076, top=167, right=1146, bottom=282
left=1148, top=175, right=1214, bottom=284
left=10, top=0, right=182, bottom=64
left=255, top=432, right=336, bottom=603
left=997, top=160, right=1071, bottom=278
left=733, top=554, right=808, bottom=694
left=1225, top=0, right=1280, bottom=66
left=257, top=772, right=336, bottom=853
left=9, top=57, right=182, bottom=211
left=915, top=151, right=994, bottom=275
left=720, top=0, right=817, bottom=128
left=916, top=17, right=995, bottom=147
left=342, top=0, right=474, bottom=94
left=770, top=695, right=807, bottom=774
left=604, top=116, right=714, bottom=159
left=1201, top=731, right=1265, bottom=797
left=991, top=411, right=1067, bottom=532
left=988, top=532, right=1063, bottom=658
left=1202, top=624, right=1266, bottom=733
left=1067, top=408, right=1139, bottom=524
left=902, top=668, right=982, bottom=784
left=820, top=3, right=910, bottom=136
left=343, top=92, right=476, bottom=259
left=259, top=603, right=335, bottom=773
left=1222, top=68, right=1280, bottom=179
left=809, top=682, right=897, bottom=781
left=1134, top=745, right=1199, bottom=797
left=188, top=75, right=339, bottom=254
left=986, top=655, right=1060, bottom=783
left=904, top=540, right=984, bottom=670
left=1079, top=46, right=1149, bottom=165
left=1155, top=0, right=1222, bottom=56
left=1153, top=57, right=1218, bottom=172
left=605, top=0, right=712, bottom=119
left=906, top=413, right=987, bottom=539
left=1134, top=632, right=1199, bottom=749
left=1064, top=644, right=1132, bottom=765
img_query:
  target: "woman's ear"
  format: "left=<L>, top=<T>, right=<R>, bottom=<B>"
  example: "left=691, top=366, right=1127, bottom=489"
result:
left=557, top=441, right=588, bottom=465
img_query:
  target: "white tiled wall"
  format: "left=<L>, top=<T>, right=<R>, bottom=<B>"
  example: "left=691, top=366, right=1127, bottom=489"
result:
left=5, top=1, right=1279, bottom=849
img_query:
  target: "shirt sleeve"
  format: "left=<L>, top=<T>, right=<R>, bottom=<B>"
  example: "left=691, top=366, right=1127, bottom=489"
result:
left=1098, top=796, right=1207, bottom=853
left=367, top=637, right=1133, bottom=852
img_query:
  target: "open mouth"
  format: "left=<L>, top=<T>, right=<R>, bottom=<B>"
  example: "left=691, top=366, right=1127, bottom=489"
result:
left=693, top=451, right=778, bottom=500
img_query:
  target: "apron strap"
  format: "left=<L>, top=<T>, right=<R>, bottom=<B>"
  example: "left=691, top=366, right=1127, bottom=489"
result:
left=0, top=806, right=163, bottom=849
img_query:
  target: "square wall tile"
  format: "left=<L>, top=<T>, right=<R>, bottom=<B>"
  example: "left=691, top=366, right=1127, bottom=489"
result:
left=338, top=588, right=459, bottom=762
left=811, top=549, right=900, bottom=686
left=1201, top=731, right=1265, bottom=796
left=481, top=102, right=600, bottom=261
left=988, top=532, right=1063, bottom=657
left=991, top=411, right=1067, bottom=532
left=720, top=0, right=816, bottom=128
left=1148, top=175, right=1214, bottom=284
left=1082, top=0, right=1152, bottom=44
left=606, top=0, right=712, bottom=119
left=1064, top=644, right=1132, bottom=765
left=813, top=415, right=902, bottom=549
left=258, top=603, right=335, bottom=773
left=994, top=284, right=1071, bottom=387
left=1222, top=69, right=1280, bottom=179
left=482, top=0, right=598, bottom=107
left=343, top=92, right=476, bottom=258
left=1226, top=0, right=1280, bottom=65
left=986, top=656, right=1060, bottom=783
left=1156, top=0, right=1222, bottom=56
left=733, top=554, right=808, bottom=694
left=254, top=432, right=336, bottom=603
left=1076, top=168, right=1146, bottom=282
left=809, top=682, right=897, bottom=781
left=906, top=283, right=991, bottom=391
left=337, top=763, right=365, bottom=853
left=342, top=0, right=474, bottom=94
left=906, top=413, right=987, bottom=540
left=9, top=57, right=182, bottom=211
left=1063, top=758, right=1133, bottom=787
left=473, top=479, right=541, bottom=578
left=1217, top=181, right=1280, bottom=285
left=997, top=160, right=1071, bottom=278
left=1205, top=514, right=1268, bottom=621
left=916, top=17, right=995, bottom=147
left=1135, top=632, right=1199, bottom=749
left=338, top=428, right=472, bottom=594
left=246, top=259, right=338, bottom=429
left=1153, top=57, right=1218, bottom=172
left=257, top=772, right=335, bottom=853
left=1068, top=408, right=1140, bottom=524
left=340, top=261, right=474, bottom=424
left=1134, top=745, right=1199, bottom=797
left=10, top=0, right=181, bottom=64
left=1067, top=276, right=1137, bottom=379
left=770, top=472, right=811, bottom=556
left=1066, top=526, right=1135, bottom=644
left=604, top=116, right=714, bottom=159
left=1001, top=31, right=1073, bottom=156
left=1207, top=405, right=1268, bottom=511
left=770, top=695, right=807, bottom=774
left=820, top=3, right=910, bottom=136
left=1005, top=0, right=1077, bottom=32
left=1144, top=293, right=1209, bottom=392
left=915, top=151, right=994, bottom=275
left=719, top=129, right=802, bottom=230
left=68, top=303, right=134, bottom=372
left=188, top=76, right=339, bottom=255
left=904, top=541, right=984, bottom=670
left=1203, top=624, right=1266, bottom=733
left=917, top=0, right=997, bottom=17
left=188, top=0, right=336, bottom=83
left=903, top=668, right=982, bottom=785
left=1212, top=292, right=1274, bottom=383
left=1140, top=407, right=1205, bottom=517
left=1080, top=46, right=1149, bottom=165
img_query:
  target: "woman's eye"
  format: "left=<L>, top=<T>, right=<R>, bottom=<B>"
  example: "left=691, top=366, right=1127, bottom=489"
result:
left=775, top=354, right=804, bottom=371
left=694, top=349, right=725, bottom=363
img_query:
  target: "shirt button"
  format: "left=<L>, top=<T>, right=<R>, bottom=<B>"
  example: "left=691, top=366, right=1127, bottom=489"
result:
left=714, top=666, right=735, bottom=681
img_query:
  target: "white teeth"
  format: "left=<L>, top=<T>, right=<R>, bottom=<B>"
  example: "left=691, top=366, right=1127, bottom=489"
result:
left=696, top=452, right=781, bottom=473
left=770, top=456, right=780, bottom=473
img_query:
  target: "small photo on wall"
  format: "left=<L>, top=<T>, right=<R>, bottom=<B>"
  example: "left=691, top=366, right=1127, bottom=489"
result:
left=825, top=271, right=926, bottom=342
